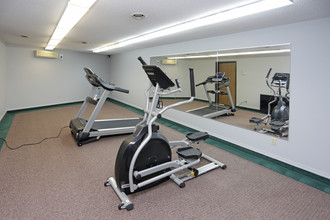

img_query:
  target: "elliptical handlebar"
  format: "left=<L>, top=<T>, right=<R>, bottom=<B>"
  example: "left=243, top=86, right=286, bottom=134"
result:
left=175, top=79, right=181, bottom=89
left=137, top=56, right=147, bottom=65
left=266, top=68, right=272, bottom=79
left=189, top=68, right=196, bottom=97
left=265, top=68, right=276, bottom=95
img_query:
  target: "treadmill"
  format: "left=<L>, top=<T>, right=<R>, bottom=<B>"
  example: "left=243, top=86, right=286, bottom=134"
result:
left=187, top=72, right=236, bottom=118
left=70, top=67, right=142, bottom=146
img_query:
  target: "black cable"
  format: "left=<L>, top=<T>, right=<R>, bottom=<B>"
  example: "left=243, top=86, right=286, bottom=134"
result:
left=0, top=125, right=70, bottom=150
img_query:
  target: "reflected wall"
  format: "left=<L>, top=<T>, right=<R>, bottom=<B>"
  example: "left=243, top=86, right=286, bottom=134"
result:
left=150, top=44, right=291, bottom=138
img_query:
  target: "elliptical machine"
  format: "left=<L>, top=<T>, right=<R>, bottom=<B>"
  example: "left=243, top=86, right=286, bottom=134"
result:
left=104, top=57, right=226, bottom=211
left=249, top=68, right=290, bottom=137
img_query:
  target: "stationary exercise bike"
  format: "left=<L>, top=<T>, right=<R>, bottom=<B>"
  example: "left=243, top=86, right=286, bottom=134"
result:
left=104, top=57, right=226, bottom=211
left=249, top=68, right=290, bottom=137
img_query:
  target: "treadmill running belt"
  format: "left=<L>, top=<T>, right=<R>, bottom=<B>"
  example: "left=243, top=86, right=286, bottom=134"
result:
left=91, top=118, right=142, bottom=130
left=188, top=105, right=226, bottom=116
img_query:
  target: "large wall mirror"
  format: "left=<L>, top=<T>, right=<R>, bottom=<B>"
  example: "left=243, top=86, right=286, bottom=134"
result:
left=150, top=44, right=291, bottom=139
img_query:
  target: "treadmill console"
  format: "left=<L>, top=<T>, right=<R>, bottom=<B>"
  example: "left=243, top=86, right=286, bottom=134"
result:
left=212, top=72, right=225, bottom=82
left=83, top=67, right=129, bottom=93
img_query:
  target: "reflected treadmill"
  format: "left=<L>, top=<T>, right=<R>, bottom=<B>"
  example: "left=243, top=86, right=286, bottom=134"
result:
left=70, top=67, right=142, bottom=146
left=187, top=72, right=236, bottom=118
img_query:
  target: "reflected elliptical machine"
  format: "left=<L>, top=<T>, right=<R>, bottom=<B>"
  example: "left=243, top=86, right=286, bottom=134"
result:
left=249, top=68, right=290, bottom=137
left=187, top=72, right=236, bottom=118
left=70, top=67, right=142, bottom=146
left=104, top=57, right=226, bottom=211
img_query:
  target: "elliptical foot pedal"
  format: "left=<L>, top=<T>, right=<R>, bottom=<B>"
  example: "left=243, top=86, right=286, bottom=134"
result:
left=177, top=147, right=202, bottom=160
left=186, top=132, right=209, bottom=142
left=249, top=117, right=263, bottom=124
left=270, top=120, right=286, bottom=126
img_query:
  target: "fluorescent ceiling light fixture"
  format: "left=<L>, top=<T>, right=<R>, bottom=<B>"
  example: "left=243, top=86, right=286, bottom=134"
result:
left=167, top=49, right=291, bottom=60
left=93, top=0, right=293, bottom=53
left=45, top=0, right=97, bottom=50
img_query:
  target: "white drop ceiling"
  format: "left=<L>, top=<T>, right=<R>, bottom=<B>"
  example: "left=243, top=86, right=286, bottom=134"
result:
left=0, top=0, right=329, bottom=55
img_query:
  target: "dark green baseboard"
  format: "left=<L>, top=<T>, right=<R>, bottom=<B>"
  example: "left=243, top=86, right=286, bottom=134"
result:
left=0, top=112, right=15, bottom=149
left=236, top=106, right=263, bottom=113
left=1, top=99, right=329, bottom=194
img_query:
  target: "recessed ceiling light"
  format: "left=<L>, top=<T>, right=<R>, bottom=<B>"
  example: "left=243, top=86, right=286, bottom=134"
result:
left=131, top=13, right=147, bottom=20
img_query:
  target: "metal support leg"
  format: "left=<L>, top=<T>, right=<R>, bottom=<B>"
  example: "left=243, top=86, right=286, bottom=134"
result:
left=104, top=177, right=134, bottom=211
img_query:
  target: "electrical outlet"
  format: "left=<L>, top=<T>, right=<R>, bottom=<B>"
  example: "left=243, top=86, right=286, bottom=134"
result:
left=271, top=137, right=277, bottom=146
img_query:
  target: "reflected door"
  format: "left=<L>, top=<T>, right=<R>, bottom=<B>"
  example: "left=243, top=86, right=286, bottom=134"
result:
left=216, top=61, right=237, bottom=106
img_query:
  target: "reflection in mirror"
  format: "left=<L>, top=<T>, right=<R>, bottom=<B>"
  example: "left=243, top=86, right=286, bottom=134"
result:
left=150, top=44, right=290, bottom=139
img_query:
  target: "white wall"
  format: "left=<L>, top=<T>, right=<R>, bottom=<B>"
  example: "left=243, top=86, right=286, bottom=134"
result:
left=230, top=55, right=291, bottom=109
left=108, top=17, right=330, bottom=179
left=0, top=40, right=6, bottom=119
left=6, top=46, right=109, bottom=110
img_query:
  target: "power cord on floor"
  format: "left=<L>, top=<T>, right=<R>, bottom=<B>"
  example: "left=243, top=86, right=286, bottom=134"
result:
left=0, top=125, right=70, bottom=150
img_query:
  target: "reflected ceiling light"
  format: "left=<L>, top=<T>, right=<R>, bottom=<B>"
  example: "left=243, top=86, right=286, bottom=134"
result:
left=93, top=0, right=293, bottom=53
left=167, top=49, right=291, bottom=59
left=45, top=0, right=97, bottom=50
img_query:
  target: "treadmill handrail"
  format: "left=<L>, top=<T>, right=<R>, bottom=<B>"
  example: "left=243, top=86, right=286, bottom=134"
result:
left=96, top=77, right=129, bottom=93
left=196, top=73, right=226, bottom=87
left=83, top=67, right=129, bottom=93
